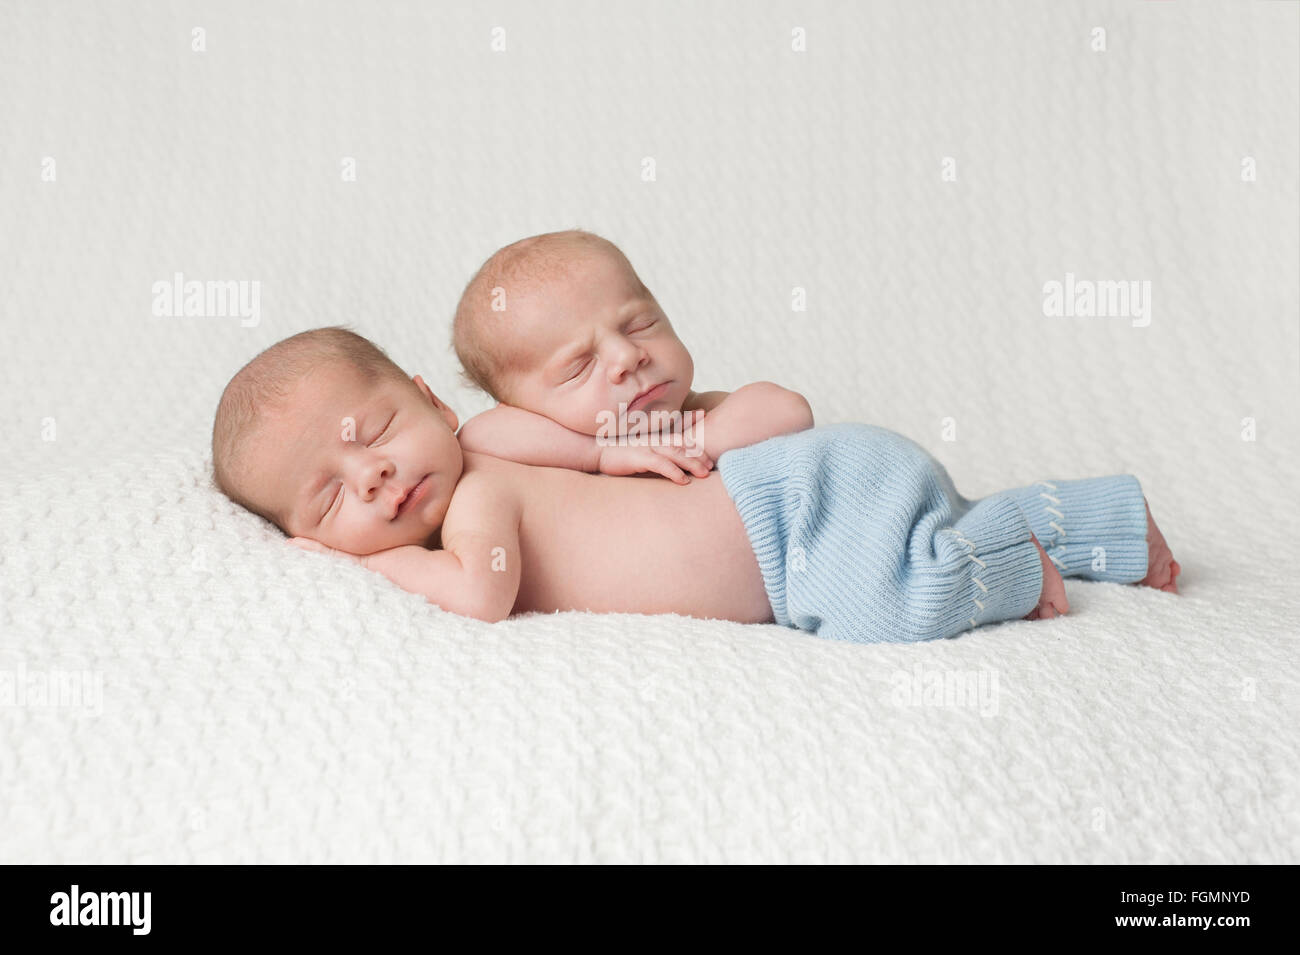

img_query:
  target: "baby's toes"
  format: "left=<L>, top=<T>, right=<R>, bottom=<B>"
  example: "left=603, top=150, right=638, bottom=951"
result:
left=1140, top=551, right=1177, bottom=592
left=1164, top=559, right=1182, bottom=594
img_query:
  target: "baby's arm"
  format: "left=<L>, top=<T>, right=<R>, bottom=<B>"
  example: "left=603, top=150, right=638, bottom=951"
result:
left=290, top=472, right=523, bottom=622
left=682, top=390, right=729, bottom=412
left=457, top=404, right=712, bottom=484
left=457, top=404, right=602, bottom=470
left=690, top=382, right=814, bottom=460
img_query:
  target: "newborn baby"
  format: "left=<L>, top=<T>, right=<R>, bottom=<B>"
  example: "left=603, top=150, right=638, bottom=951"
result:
left=451, top=229, right=813, bottom=482
left=211, top=328, right=1181, bottom=643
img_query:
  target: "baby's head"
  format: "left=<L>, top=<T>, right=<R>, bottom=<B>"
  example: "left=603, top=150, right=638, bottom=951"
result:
left=452, top=230, right=694, bottom=435
left=212, top=326, right=463, bottom=555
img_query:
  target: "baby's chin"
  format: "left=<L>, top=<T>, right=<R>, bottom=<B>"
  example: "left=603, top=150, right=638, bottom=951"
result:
left=557, top=384, right=692, bottom=436
left=589, top=400, right=692, bottom=436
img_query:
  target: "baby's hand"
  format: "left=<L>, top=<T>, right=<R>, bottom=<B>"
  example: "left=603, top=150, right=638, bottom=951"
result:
left=657, top=408, right=707, bottom=447
left=287, top=536, right=370, bottom=568
left=290, top=539, right=443, bottom=599
left=596, top=443, right=714, bottom=484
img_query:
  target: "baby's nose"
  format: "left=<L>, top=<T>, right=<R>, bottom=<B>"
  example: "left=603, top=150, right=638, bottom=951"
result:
left=363, top=462, right=394, bottom=497
left=607, top=344, right=646, bottom=379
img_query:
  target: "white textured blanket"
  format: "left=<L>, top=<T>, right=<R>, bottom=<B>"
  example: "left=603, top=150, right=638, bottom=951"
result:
left=1, top=0, right=1296, bottom=863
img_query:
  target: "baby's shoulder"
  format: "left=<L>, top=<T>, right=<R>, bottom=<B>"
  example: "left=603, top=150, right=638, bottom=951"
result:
left=442, top=467, right=524, bottom=540
left=449, top=463, right=517, bottom=508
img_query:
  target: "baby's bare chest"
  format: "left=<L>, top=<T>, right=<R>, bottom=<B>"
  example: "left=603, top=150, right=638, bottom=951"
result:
left=508, top=468, right=771, bottom=620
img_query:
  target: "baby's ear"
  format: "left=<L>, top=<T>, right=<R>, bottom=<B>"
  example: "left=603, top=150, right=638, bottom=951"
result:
left=412, top=373, right=440, bottom=405
left=413, top=374, right=459, bottom=431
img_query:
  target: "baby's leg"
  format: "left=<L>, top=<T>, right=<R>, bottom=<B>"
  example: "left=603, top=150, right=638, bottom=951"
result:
left=778, top=486, right=1049, bottom=643
left=1139, top=496, right=1181, bottom=593
left=1023, top=534, right=1070, bottom=619
left=722, top=423, right=1079, bottom=643
left=887, top=493, right=1049, bottom=641
left=1000, top=476, right=1150, bottom=584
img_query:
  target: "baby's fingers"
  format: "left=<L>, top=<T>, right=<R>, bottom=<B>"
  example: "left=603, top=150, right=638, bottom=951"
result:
left=646, top=455, right=690, bottom=485
left=674, top=449, right=713, bottom=477
left=654, top=444, right=712, bottom=477
left=685, top=449, right=714, bottom=474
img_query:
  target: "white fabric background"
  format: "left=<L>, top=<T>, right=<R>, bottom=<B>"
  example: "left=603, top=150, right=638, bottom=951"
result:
left=1, top=0, right=1296, bottom=862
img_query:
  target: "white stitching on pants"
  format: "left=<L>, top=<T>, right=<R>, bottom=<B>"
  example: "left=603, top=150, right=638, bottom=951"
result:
left=951, top=531, right=987, bottom=630
left=1035, top=481, right=1069, bottom=571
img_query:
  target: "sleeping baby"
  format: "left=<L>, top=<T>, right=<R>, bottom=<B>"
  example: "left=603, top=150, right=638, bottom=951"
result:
left=450, top=229, right=814, bottom=483
left=211, top=328, right=1181, bottom=644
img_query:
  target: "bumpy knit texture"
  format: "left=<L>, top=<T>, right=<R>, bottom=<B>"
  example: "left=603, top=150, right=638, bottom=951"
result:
left=718, top=424, right=1151, bottom=643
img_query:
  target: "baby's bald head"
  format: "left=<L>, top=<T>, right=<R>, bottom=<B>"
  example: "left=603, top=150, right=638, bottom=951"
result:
left=452, top=230, right=644, bottom=402
left=211, top=326, right=415, bottom=529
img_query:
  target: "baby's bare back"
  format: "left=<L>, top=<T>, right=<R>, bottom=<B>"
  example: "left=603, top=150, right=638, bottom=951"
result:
left=463, top=452, right=773, bottom=622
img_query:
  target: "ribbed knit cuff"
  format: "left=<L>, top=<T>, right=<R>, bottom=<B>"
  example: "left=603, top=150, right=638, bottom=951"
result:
left=1002, top=476, right=1148, bottom=583
left=717, top=449, right=794, bottom=625
left=933, top=493, right=1044, bottom=637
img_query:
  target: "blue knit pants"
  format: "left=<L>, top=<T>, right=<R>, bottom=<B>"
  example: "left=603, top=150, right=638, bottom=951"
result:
left=717, top=424, right=1149, bottom=644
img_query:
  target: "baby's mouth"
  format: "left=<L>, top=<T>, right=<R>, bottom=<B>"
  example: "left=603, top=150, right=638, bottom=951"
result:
left=394, top=473, right=431, bottom=519
left=628, top=381, right=670, bottom=413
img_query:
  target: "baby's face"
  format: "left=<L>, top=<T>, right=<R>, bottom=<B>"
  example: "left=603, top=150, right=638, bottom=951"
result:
left=501, top=246, right=694, bottom=436
left=244, top=361, right=463, bottom=554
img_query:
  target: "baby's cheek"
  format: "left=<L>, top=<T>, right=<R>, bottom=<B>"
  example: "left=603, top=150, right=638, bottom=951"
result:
left=555, top=392, right=599, bottom=434
left=570, top=405, right=601, bottom=435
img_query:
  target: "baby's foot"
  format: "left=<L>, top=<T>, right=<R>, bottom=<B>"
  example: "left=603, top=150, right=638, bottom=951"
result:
left=1138, top=496, right=1181, bottom=594
left=1024, top=534, right=1069, bottom=620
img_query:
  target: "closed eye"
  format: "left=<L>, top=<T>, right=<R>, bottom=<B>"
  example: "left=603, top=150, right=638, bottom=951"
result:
left=628, top=317, right=657, bottom=333
left=317, top=483, right=342, bottom=524
left=368, top=413, right=396, bottom=446
left=564, top=358, right=592, bottom=382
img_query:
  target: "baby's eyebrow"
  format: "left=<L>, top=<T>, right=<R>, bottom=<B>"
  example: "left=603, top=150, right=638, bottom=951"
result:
left=550, top=337, right=594, bottom=369
left=617, top=296, right=650, bottom=318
